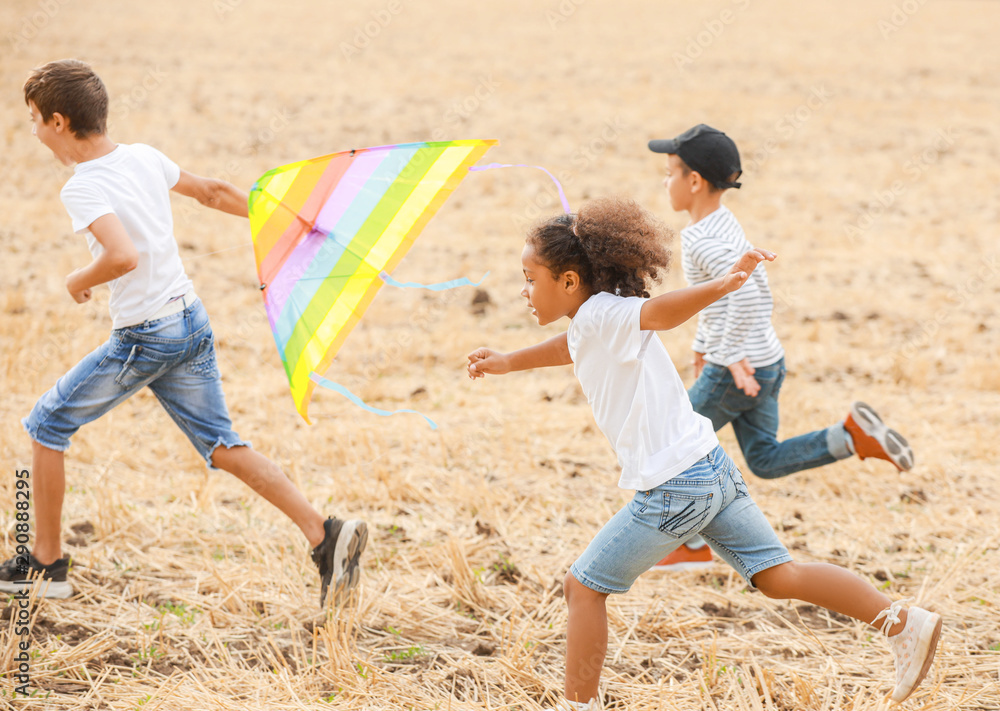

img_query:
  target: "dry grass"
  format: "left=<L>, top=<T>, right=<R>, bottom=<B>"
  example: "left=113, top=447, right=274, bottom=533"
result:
left=2, top=0, right=1000, bottom=708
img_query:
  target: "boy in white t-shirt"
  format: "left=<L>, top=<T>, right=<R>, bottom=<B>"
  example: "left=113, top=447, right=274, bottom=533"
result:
left=466, top=198, right=941, bottom=709
left=0, top=60, right=365, bottom=607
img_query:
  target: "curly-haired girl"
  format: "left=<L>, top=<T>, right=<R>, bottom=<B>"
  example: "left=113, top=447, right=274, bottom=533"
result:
left=467, top=197, right=941, bottom=709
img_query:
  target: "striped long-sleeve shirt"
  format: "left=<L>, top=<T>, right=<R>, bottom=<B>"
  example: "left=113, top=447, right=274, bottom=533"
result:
left=680, top=206, right=784, bottom=368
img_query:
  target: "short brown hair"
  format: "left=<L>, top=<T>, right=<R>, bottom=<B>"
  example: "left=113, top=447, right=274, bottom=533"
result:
left=24, top=59, right=108, bottom=138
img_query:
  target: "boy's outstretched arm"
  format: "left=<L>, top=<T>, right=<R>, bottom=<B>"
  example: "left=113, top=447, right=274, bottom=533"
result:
left=172, top=170, right=249, bottom=218
left=467, top=332, right=571, bottom=379
left=65, top=213, right=139, bottom=303
left=640, top=248, right=775, bottom=331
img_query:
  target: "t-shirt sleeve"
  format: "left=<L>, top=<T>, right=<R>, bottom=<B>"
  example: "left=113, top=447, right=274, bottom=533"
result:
left=139, top=144, right=181, bottom=189
left=591, top=296, right=646, bottom=362
left=60, top=180, right=114, bottom=235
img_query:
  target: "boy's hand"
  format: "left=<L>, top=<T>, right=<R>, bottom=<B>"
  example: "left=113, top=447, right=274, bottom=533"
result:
left=722, top=248, right=776, bottom=294
left=66, top=272, right=93, bottom=303
left=693, top=351, right=706, bottom=379
left=728, top=358, right=760, bottom=397
left=69, top=287, right=92, bottom=304
left=467, top=348, right=511, bottom=379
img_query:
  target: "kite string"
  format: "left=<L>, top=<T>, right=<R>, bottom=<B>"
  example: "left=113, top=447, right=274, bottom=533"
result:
left=186, top=242, right=255, bottom=260
left=309, top=373, right=438, bottom=429
left=469, top=162, right=572, bottom=214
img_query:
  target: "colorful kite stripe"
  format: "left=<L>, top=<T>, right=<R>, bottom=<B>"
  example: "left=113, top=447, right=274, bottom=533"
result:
left=249, top=139, right=497, bottom=422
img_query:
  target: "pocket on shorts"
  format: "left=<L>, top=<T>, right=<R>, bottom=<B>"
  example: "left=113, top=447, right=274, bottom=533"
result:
left=115, top=343, right=178, bottom=388
left=658, top=490, right=714, bottom=537
left=187, top=334, right=219, bottom=378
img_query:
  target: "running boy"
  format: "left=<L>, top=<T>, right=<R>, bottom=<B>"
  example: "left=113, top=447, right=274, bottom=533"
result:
left=647, top=124, right=914, bottom=570
left=466, top=198, right=941, bottom=709
left=0, top=59, right=366, bottom=607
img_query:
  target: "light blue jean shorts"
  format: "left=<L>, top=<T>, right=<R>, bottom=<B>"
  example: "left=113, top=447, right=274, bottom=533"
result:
left=571, top=445, right=793, bottom=594
left=22, top=299, right=249, bottom=468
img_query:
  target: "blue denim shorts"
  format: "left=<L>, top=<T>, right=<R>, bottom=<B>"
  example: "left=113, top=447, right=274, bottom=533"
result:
left=570, top=445, right=792, bottom=594
left=22, top=299, right=249, bottom=468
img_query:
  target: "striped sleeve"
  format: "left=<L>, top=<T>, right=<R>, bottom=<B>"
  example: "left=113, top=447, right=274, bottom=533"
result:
left=687, top=239, right=759, bottom=366
left=681, top=208, right=784, bottom=369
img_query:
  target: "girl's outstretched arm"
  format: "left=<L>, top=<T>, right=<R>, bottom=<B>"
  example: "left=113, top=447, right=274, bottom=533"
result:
left=640, top=248, right=776, bottom=331
left=467, top=332, right=571, bottom=379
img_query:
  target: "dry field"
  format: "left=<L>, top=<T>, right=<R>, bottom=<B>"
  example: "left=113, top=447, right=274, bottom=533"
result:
left=2, top=0, right=1000, bottom=708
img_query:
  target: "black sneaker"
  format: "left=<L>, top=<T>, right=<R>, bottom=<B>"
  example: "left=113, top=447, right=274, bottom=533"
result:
left=310, top=517, right=367, bottom=607
left=0, top=554, right=73, bottom=599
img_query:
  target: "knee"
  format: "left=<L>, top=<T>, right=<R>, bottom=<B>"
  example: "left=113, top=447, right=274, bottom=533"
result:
left=752, top=562, right=795, bottom=599
left=564, top=571, right=605, bottom=607
left=563, top=570, right=580, bottom=601
left=743, top=448, right=782, bottom=480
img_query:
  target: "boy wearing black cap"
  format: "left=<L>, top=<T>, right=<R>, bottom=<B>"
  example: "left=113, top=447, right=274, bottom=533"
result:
left=648, top=125, right=914, bottom=571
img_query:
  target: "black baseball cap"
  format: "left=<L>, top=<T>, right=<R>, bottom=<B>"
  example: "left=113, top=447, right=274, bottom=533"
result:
left=648, top=124, right=742, bottom=189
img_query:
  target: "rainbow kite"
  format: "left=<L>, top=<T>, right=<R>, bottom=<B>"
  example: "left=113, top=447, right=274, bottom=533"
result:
left=249, top=139, right=497, bottom=424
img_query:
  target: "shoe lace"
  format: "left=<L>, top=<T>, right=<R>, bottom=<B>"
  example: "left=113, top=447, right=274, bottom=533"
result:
left=872, top=597, right=911, bottom=636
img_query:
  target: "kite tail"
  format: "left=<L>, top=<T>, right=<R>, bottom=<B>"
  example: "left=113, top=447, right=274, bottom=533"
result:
left=378, top=271, right=489, bottom=291
left=469, top=162, right=572, bottom=214
left=308, top=373, right=438, bottom=430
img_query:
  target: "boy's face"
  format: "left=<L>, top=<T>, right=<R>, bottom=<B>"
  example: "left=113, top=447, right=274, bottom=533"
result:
left=663, top=154, right=696, bottom=213
left=28, top=101, right=72, bottom=165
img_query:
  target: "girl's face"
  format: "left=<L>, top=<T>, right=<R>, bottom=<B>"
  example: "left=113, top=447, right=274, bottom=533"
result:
left=664, top=154, right=695, bottom=213
left=520, top=243, right=581, bottom=326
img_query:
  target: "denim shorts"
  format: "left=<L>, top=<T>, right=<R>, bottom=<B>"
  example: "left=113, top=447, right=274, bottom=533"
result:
left=22, top=299, right=249, bottom=467
left=570, top=445, right=792, bottom=594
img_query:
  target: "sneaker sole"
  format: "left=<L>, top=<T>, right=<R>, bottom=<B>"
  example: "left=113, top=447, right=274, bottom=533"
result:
left=851, top=402, right=915, bottom=471
left=332, top=520, right=368, bottom=605
left=649, top=561, right=714, bottom=572
left=892, top=611, right=942, bottom=702
left=0, top=579, right=73, bottom=599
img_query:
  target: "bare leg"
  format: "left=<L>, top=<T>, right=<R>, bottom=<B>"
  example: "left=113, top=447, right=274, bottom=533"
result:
left=31, top=441, right=66, bottom=566
left=210, top=445, right=325, bottom=547
left=752, top=562, right=907, bottom=635
left=564, top=572, right=609, bottom=704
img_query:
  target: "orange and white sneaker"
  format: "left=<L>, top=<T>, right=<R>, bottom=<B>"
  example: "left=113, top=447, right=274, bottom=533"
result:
left=875, top=600, right=943, bottom=702
left=649, top=542, right=713, bottom=572
left=845, top=402, right=914, bottom=472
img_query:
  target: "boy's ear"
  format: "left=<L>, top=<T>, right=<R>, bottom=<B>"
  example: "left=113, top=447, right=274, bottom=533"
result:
left=689, top=170, right=708, bottom=193
left=50, top=112, right=68, bottom=133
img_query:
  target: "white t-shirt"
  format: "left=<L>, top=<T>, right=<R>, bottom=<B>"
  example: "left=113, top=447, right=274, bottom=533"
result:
left=567, top=292, right=718, bottom=491
left=60, top=143, right=192, bottom=329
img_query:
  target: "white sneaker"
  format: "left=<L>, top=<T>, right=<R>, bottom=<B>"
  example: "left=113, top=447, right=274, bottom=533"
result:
left=875, top=600, right=942, bottom=702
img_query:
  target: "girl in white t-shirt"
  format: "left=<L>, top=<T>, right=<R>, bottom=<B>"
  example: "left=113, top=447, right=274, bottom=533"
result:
left=467, top=197, right=941, bottom=710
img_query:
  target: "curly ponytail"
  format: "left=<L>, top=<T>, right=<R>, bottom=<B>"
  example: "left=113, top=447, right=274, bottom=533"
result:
left=526, top=197, right=672, bottom=298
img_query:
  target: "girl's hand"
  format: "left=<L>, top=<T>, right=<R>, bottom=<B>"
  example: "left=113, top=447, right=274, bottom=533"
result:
left=723, top=248, right=776, bottom=293
left=467, top=348, right=511, bottom=379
